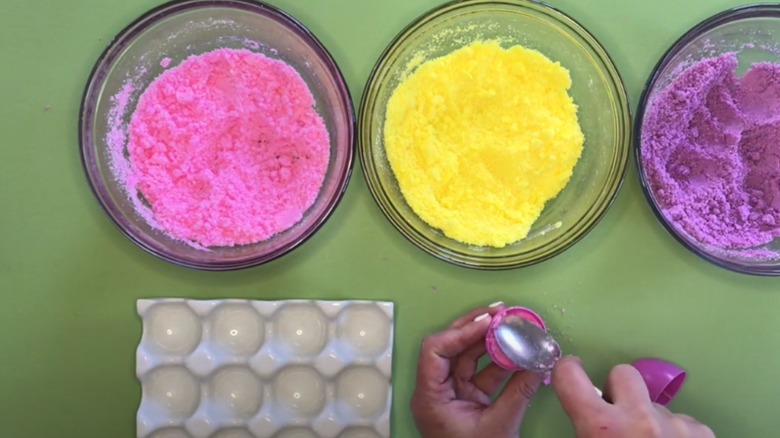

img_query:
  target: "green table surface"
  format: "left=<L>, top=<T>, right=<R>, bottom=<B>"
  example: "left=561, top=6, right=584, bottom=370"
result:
left=1, top=0, right=779, bottom=436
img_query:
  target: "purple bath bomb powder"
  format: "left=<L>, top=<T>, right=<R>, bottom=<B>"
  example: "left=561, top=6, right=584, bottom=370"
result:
left=641, top=52, right=780, bottom=251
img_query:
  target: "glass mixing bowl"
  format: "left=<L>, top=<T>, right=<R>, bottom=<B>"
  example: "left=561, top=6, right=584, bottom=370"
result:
left=359, top=0, right=630, bottom=269
left=635, top=5, right=780, bottom=276
left=79, top=0, right=354, bottom=271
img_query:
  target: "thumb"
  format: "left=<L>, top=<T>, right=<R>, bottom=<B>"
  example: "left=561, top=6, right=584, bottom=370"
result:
left=551, top=356, right=605, bottom=423
left=486, top=370, right=544, bottom=431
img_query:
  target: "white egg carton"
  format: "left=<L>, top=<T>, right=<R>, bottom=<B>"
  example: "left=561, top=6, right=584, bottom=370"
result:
left=136, top=299, right=394, bottom=438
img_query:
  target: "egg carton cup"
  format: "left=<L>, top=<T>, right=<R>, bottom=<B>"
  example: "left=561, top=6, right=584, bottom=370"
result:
left=136, top=299, right=394, bottom=438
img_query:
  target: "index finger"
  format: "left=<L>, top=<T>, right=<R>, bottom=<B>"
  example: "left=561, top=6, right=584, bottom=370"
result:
left=449, top=302, right=506, bottom=329
left=551, top=356, right=607, bottom=421
left=604, top=364, right=652, bottom=405
left=417, top=315, right=492, bottom=388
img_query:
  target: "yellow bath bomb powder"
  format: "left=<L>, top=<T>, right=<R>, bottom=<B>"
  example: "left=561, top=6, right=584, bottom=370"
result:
left=384, top=40, right=584, bottom=248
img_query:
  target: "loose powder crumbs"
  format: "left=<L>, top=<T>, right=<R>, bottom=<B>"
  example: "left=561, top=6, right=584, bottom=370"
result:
left=384, top=40, right=584, bottom=248
left=123, top=48, right=329, bottom=247
left=641, top=53, right=780, bottom=250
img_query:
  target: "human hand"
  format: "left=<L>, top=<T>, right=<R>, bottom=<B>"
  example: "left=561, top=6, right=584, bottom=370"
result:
left=411, top=304, right=545, bottom=438
left=552, top=356, right=715, bottom=438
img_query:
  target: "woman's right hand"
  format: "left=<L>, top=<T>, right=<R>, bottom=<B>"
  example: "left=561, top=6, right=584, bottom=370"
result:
left=551, top=356, right=715, bottom=438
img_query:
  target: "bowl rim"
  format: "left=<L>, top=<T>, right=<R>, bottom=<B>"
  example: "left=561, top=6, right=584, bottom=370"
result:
left=78, top=0, right=355, bottom=271
left=358, top=0, right=631, bottom=270
left=634, top=3, right=780, bottom=276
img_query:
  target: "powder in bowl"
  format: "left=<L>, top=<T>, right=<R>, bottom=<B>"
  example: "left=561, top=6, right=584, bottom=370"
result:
left=117, top=48, right=330, bottom=248
left=641, top=52, right=780, bottom=252
left=384, top=40, right=584, bottom=248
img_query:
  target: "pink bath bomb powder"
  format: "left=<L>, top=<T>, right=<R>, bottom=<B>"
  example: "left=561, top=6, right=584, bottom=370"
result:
left=124, top=48, right=329, bottom=247
left=641, top=52, right=780, bottom=251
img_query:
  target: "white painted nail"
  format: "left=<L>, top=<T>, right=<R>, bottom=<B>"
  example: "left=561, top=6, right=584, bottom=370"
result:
left=594, top=386, right=603, bottom=397
left=489, top=301, right=504, bottom=308
left=473, top=313, right=491, bottom=322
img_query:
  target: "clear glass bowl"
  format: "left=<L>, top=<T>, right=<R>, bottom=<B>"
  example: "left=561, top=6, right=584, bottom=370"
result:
left=359, top=0, right=631, bottom=269
left=635, top=5, right=780, bottom=276
left=80, top=0, right=354, bottom=271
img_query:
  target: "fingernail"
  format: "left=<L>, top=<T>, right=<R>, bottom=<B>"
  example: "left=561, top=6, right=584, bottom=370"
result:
left=473, top=313, right=491, bottom=322
left=488, top=301, right=504, bottom=308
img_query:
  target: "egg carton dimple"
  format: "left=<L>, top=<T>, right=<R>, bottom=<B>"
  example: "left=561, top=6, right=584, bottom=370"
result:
left=136, top=299, right=394, bottom=438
